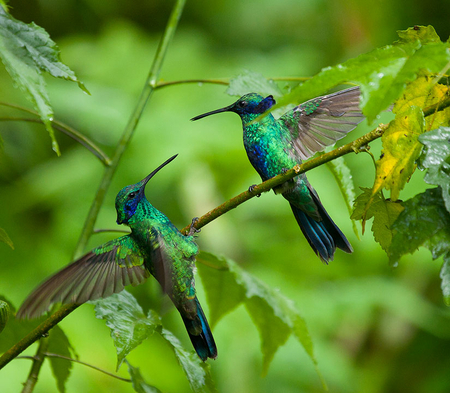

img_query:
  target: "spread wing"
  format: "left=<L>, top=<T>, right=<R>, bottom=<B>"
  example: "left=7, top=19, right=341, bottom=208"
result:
left=17, top=235, right=149, bottom=319
left=278, top=86, right=365, bottom=160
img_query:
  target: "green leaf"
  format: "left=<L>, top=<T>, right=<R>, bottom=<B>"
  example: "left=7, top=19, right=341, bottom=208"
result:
left=0, top=7, right=88, bottom=154
left=389, top=187, right=450, bottom=266
left=48, top=325, right=76, bottom=393
left=0, top=300, right=10, bottom=334
left=227, top=70, right=282, bottom=97
left=325, top=153, right=359, bottom=237
left=94, top=291, right=213, bottom=392
left=197, top=252, right=320, bottom=379
left=195, top=252, right=245, bottom=327
left=93, top=290, right=159, bottom=370
left=126, top=360, right=162, bottom=393
left=351, top=188, right=404, bottom=252
left=0, top=227, right=13, bottom=249
left=273, top=25, right=450, bottom=123
left=159, top=327, right=216, bottom=393
left=441, top=255, right=450, bottom=306
left=373, top=106, right=425, bottom=201
left=418, top=127, right=450, bottom=212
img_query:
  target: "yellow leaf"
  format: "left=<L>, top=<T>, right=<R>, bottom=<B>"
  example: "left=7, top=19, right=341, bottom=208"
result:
left=372, top=106, right=425, bottom=201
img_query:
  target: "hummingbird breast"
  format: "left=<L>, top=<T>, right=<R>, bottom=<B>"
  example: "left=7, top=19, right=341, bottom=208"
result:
left=243, top=123, right=298, bottom=182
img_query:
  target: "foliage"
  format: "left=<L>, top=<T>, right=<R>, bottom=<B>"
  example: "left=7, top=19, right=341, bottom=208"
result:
left=0, top=7, right=87, bottom=155
left=1, top=1, right=450, bottom=392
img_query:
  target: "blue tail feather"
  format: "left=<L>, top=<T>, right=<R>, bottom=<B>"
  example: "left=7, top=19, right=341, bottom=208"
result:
left=290, top=187, right=352, bottom=263
left=181, top=297, right=217, bottom=361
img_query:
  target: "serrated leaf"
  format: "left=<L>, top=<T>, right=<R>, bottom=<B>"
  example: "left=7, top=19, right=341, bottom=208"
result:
left=351, top=188, right=404, bottom=251
left=441, top=255, right=450, bottom=306
left=0, top=227, right=14, bottom=249
left=126, top=360, right=162, bottom=393
left=0, top=8, right=88, bottom=154
left=93, top=290, right=159, bottom=370
left=227, top=70, right=282, bottom=97
left=197, top=251, right=320, bottom=379
left=418, top=127, right=450, bottom=212
left=389, top=187, right=450, bottom=266
left=394, top=73, right=450, bottom=130
left=0, top=300, right=10, bottom=334
left=372, top=106, right=425, bottom=201
left=48, top=325, right=76, bottom=393
left=325, top=153, right=359, bottom=237
left=159, top=327, right=215, bottom=393
left=396, top=25, right=442, bottom=44
left=273, top=25, right=450, bottom=123
left=93, top=291, right=213, bottom=392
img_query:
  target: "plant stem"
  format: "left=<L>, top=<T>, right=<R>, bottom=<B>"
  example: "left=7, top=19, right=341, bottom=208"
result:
left=0, top=304, right=78, bottom=370
left=0, top=0, right=186, bottom=372
left=181, top=124, right=388, bottom=234
left=72, top=0, right=186, bottom=259
left=21, top=336, right=49, bottom=393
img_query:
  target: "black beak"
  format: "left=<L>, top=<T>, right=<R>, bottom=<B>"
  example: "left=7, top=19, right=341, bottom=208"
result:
left=138, top=154, right=178, bottom=189
left=191, top=105, right=233, bottom=121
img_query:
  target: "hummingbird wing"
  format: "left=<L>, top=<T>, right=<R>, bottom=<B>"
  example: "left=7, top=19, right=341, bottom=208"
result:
left=17, top=235, right=149, bottom=319
left=277, top=86, right=365, bottom=160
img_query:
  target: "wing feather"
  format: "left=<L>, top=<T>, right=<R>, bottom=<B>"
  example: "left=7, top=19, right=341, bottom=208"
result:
left=279, top=86, right=365, bottom=160
left=17, top=235, right=149, bottom=319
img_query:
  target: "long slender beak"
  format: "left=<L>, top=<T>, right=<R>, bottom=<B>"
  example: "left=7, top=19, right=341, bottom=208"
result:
left=139, top=154, right=178, bottom=189
left=191, top=105, right=233, bottom=121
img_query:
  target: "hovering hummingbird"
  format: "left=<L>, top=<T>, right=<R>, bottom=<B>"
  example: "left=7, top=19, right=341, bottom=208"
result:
left=192, top=86, right=364, bottom=263
left=17, top=155, right=217, bottom=361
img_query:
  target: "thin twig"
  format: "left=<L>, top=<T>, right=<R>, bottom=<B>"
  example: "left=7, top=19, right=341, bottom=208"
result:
left=93, top=228, right=131, bottom=234
left=21, top=336, right=49, bottom=393
left=16, top=354, right=131, bottom=383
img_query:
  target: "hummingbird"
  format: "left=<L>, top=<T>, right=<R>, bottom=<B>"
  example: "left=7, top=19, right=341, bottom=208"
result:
left=192, top=86, right=364, bottom=263
left=17, top=155, right=217, bottom=361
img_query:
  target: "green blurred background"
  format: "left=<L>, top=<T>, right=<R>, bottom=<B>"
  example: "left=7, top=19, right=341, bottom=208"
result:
left=1, top=0, right=450, bottom=392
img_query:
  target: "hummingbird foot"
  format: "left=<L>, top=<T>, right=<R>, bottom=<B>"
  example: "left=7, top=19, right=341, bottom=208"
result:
left=188, top=217, right=201, bottom=236
left=248, top=184, right=261, bottom=197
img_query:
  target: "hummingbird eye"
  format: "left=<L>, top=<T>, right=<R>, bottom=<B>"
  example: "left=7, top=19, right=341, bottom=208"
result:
left=237, top=100, right=247, bottom=108
left=128, top=191, right=138, bottom=199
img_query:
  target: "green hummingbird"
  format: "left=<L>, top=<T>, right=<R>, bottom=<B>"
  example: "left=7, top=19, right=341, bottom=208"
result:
left=192, top=86, right=364, bottom=263
left=17, top=155, right=217, bottom=361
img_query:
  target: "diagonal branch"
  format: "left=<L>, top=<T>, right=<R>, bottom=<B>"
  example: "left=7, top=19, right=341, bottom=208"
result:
left=181, top=124, right=388, bottom=234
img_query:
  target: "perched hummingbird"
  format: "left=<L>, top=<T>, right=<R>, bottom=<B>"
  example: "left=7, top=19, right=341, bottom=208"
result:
left=17, top=155, right=217, bottom=361
left=192, top=87, right=364, bottom=263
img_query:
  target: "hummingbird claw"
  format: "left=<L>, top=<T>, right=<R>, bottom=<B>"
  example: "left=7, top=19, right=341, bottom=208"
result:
left=248, top=184, right=261, bottom=197
left=188, top=217, right=200, bottom=236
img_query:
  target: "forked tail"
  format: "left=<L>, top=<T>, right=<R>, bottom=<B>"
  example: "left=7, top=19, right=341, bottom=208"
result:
left=290, top=187, right=352, bottom=263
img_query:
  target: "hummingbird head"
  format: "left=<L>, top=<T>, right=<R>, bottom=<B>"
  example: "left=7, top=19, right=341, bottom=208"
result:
left=191, top=93, right=276, bottom=123
left=115, top=155, right=177, bottom=225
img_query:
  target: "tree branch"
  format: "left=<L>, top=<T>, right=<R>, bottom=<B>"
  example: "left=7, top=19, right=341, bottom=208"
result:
left=181, top=124, right=388, bottom=234
left=0, top=304, right=79, bottom=370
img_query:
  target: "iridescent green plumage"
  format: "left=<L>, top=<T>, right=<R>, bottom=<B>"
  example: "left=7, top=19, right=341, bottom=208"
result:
left=192, top=87, right=364, bottom=262
left=17, top=155, right=217, bottom=361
